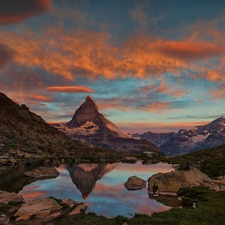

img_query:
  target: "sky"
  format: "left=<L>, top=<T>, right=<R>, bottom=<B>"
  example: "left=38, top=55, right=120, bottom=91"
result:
left=0, top=0, right=225, bottom=133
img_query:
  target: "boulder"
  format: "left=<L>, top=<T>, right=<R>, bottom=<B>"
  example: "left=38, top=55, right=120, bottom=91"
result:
left=14, top=198, right=62, bottom=221
left=121, top=157, right=137, bottom=163
left=148, top=167, right=225, bottom=195
left=142, top=151, right=158, bottom=158
left=0, top=191, right=23, bottom=204
left=124, top=176, right=147, bottom=190
left=69, top=204, right=87, bottom=216
left=24, top=166, right=59, bottom=179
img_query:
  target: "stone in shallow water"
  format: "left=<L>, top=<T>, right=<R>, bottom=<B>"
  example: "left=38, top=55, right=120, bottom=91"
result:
left=0, top=191, right=23, bottom=203
left=14, top=198, right=62, bottom=221
left=124, top=176, right=147, bottom=190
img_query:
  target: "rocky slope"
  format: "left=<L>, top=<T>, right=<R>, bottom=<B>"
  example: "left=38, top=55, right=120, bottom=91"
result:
left=0, top=92, right=101, bottom=163
left=55, top=96, right=163, bottom=154
left=139, top=131, right=176, bottom=146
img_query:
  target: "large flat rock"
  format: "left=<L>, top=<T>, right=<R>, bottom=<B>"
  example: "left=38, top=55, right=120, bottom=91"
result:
left=14, top=198, right=62, bottom=221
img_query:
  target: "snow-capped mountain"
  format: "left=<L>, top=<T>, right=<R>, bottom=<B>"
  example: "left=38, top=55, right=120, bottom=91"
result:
left=139, top=131, right=176, bottom=146
left=55, top=96, right=163, bottom=154
left=159, top=116, right=225, bottom=155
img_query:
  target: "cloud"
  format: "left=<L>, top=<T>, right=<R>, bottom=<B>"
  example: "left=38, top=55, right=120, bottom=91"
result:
left=140, top=80, right=189, bottom=98
left=157, top=41, right=225, bottom=60
left=98, top=97, right=172, bottom=113
left=130, top=0, right=150, bottom=30
left=0, top=0, right=51, bottom=25
left=118, top=121, right=210, bottom=133
left=0, top=43, right=15, bottom=69
left=47, top=86, right=94, bottom=93
left=30, top=95, right=52, bottom=102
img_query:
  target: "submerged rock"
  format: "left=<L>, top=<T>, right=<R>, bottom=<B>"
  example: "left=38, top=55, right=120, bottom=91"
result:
left=124, top=176, right=147, bottom=190
left=14, top=198, right=62, bottom=221
left=0, top=191, right=23, bottom=204
left=148, top=166, right=225, bottom=195
left=24, top=166, right=59, bottom=179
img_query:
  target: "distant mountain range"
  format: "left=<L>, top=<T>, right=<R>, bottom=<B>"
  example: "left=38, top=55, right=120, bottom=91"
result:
left=134, top=117, right=225, bottom=156
left=54, top=96, right=163, bottom=155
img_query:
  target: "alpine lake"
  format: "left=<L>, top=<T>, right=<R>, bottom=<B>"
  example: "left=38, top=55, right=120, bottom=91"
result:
left=13, top=161, right=180, bottom=218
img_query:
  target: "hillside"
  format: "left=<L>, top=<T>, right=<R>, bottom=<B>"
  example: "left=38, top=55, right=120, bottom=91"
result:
left=0, top=93, right=127, bottom=164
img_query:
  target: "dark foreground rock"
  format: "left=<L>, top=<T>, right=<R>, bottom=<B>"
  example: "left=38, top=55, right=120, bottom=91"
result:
left=24, top=166, right=59, bottom=179
left=124, top=176, right=147, bottom=190
left=148, top=167, right=225, bottom=195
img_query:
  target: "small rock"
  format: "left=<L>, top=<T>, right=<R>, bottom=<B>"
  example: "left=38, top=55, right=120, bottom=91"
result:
left=69, top=204, right=87, bottom=216
left=0, top=214, right=9, bottom=225
left=124, top=176, right=147, bottom=190
left=14, top=198, right=62, bottom=221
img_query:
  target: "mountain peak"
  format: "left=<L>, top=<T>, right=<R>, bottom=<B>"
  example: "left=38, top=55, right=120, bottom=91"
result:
left=86, top=95, right=93, bottom=101
left=65, top=96, right=99, bottom=128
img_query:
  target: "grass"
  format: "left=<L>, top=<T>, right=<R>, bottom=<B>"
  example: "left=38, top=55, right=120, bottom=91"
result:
left=160, top=144, right=225, bottom=178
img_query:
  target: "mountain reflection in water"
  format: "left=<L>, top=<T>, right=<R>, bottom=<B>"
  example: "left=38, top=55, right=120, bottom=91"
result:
left=19, top=161, right=174, bottom=217
left=67, top=163, right=117, bottom=199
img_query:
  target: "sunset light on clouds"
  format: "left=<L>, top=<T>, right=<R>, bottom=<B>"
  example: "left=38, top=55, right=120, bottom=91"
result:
left=1, top=0, right=225, bottom=133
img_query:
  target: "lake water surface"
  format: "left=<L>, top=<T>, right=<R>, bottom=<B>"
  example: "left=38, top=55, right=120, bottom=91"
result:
left=19, top=161, right=174, bottom=217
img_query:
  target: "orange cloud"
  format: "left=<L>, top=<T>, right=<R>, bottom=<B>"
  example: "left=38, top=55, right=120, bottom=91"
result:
left=30, top=95, right=52, bottom=102
left=1, top=28, right=225, bottom=81
left=47, top=86, right=94, bottom=93
left=157, top=41, right=225, bottom=60
left=0, top=0, right=51, bottom=25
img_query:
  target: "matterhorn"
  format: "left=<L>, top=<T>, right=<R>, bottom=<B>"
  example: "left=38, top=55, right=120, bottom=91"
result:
left=57, top=96, right=163, bottom=154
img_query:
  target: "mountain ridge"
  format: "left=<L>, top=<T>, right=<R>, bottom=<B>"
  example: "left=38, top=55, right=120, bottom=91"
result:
left=138, top=116, right=225, bottom=156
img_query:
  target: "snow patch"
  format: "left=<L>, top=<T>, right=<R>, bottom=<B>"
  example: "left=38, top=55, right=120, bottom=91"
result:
left=64, top=121, right=99, bottom=136
left=191, top=134, right=210, bottom=144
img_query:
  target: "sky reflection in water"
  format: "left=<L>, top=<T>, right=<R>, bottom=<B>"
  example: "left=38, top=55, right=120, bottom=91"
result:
left=19, top=161, right=174, bottom=217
